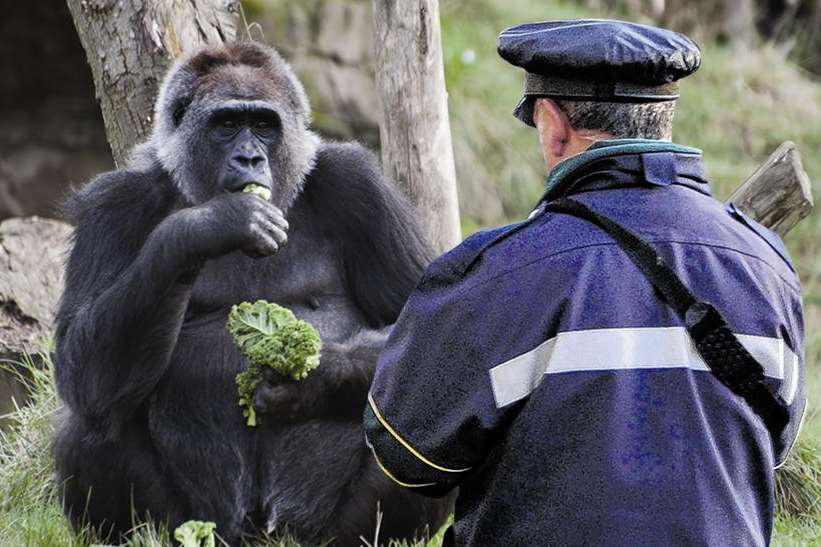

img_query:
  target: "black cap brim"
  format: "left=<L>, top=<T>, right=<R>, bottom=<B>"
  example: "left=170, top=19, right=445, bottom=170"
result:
left=513, top=74, right=680, bottom=127
left=513, top=96, right=537, bottom=127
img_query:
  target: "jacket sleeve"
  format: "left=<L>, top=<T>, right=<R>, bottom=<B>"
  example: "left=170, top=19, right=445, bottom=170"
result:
left=724, top=204, right=808, bottom=467
left=773, top=283, right=807, bottom=468
left=363, top=251, right=521, bottom=497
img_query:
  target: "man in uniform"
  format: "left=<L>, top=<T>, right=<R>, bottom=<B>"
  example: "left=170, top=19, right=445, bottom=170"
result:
left=364, top=20, right=805, bottom=546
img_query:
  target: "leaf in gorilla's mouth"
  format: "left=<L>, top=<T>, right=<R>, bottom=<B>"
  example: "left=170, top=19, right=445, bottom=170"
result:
left=242, top=183, right=272, bottom=201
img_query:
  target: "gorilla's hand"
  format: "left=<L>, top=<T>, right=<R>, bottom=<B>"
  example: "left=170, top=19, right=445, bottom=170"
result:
left=253, top=326, right=393, bottom=421
left=181, top=193, right=288, bottom=259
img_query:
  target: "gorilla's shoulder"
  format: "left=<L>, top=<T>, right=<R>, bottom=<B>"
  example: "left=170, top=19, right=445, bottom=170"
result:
left=304, top=141, right=384, bottom=194
left=313, top=141, right=380, bottom=171
left=63, top=164, right=176, bottom=228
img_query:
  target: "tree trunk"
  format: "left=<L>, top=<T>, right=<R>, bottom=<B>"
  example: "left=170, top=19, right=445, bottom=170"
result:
left=371, top=0, right=462, bottom=253
left=65, top=0, right=240, bottom=166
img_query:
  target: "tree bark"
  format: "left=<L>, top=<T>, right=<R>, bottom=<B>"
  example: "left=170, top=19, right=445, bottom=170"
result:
left=371, top=0, right=461, bottom=253
left=65, top=0, right=240, bottom=166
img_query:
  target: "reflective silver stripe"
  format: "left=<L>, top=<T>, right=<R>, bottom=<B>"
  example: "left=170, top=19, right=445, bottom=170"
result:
left=489, top=327, right=798, bottom=408
left=782, top=350, right=800, bottom=406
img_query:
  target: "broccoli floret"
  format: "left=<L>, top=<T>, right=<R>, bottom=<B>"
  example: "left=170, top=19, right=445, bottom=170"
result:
left=242, top=183, right=272, bottom=201
left=227, top=300, right=322, bottom=426
left=174, top=520, right=216, bottom=547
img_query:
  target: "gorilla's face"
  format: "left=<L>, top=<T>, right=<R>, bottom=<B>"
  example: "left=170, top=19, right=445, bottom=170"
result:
left=150, top=43, right=319, bottom=212
left=195, top=99, right=279, bottom=198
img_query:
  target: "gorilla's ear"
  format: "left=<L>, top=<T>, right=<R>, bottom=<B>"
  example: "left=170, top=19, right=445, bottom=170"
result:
left=152, top=54, right=201, bottom=140
left=171, top=96, right=192, bottom=128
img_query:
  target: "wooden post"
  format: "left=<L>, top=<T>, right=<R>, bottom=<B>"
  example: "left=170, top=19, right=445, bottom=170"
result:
left=727, top=141, right=814, bottom=236
left=371, top=0, right=462, bottom=253
left=65, top=0, right=239, bottom=166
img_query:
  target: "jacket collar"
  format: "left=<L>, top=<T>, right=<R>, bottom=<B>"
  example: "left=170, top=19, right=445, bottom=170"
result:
left=540, top=139, right=710, bottom=202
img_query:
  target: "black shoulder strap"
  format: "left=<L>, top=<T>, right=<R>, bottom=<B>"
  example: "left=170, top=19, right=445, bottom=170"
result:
left=544, top=198, right=789, bottom=436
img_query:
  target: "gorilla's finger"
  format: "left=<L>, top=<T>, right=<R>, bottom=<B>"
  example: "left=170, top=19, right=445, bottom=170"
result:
left=257, top=217, right=288, bottom=246
left=259, top=205, right=289, bottom=231
left=247, top=226, right=280, bottom=256
left=251, top=206, right=288, bottom=234
left=253, top=384, right=276, bottom=414
left=254, top=383, right=298, bottom=416
left=262, top=367, right=278, bottom=383
left=265, top=203, right=287, bottom=222
left=243, top=249, right=265, bottom=259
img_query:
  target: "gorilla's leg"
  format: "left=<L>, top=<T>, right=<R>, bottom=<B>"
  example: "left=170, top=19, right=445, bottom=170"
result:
left=53, top=415, right=189, bottom=542
left=256, top=418, right=450, bottom=547
left=332, top=458, right=453, bottom=546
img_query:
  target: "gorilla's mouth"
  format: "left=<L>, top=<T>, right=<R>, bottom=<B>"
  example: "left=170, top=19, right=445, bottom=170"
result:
left=240, top=182, right=273, bottom=201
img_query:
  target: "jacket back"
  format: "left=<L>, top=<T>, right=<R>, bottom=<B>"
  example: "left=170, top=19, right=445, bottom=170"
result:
left=365, top=148, right=805, bottom=547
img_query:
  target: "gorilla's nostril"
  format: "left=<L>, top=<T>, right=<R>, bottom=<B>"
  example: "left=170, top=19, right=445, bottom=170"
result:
left=232, top=155, right=250, bottom=168
left=232, top=154, right=265, bottom=170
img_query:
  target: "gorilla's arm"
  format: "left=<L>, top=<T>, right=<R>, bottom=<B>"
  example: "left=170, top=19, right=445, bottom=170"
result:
left=258, top=143, right=436, bottom=420
left=310, top=142, right=435, bottom=326
left=57, top=166, right=287, bottom=434
left=54, top=169, right=197, bottom=434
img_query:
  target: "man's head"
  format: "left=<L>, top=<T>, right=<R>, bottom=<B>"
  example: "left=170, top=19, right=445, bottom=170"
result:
left=497, top=19, right=700, bottom=170
left=532, top=97, right=676, bottom=170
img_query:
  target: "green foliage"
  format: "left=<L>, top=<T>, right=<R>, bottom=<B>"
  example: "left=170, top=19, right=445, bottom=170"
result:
left=0, top=354, right=177, bottom=546
left=235, top=366, right=266, bottom=427
left=174, top=520, right=217, bottom=547
left=773, top=515, right=821, bottom=547
left=228, top=301, right=322, bottom=381
left=228, top=301, right=322, bottom=426
left=775, top=437, right=821, bottom=519
left=0, top=354, right=77, bottom=546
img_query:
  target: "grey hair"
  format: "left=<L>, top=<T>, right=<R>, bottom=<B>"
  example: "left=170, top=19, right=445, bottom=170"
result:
left=553, top=99, right=676, bottom=141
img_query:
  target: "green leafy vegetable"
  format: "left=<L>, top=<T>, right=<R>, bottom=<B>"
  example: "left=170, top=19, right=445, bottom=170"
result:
left=242, top=183, right=272, bottom=201
left=228, top=300, right=322, bottom=426
left=174, top=520, right=216, bottom=547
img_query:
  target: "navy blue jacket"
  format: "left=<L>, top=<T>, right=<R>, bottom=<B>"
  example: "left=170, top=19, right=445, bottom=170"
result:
left=364, top=142, right=805, bottom=547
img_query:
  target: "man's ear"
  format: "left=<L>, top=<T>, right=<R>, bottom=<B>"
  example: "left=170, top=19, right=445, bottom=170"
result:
left=534, top=98, right=572, bottom=166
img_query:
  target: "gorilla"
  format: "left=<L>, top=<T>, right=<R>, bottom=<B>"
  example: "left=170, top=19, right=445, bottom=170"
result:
left=53, top=42, right=450, bottom=545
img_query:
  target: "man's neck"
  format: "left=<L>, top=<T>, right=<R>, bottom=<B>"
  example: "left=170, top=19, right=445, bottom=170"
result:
left=547, top=130, right=613, bottom=171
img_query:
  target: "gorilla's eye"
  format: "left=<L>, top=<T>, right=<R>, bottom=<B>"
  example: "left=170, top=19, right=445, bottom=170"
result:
left=221, top=119, right=238, bottom=129
left=253, top=118, right=278, bottom=138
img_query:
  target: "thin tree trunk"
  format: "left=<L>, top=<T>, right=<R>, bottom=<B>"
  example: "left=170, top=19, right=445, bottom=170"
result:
left=65, top=0, right=240, bottom=166
left=371, top=0, right=461, bottom=253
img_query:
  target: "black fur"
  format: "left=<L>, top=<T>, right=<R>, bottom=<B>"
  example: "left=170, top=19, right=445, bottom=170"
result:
left=53, top=43, right=449, bottom=546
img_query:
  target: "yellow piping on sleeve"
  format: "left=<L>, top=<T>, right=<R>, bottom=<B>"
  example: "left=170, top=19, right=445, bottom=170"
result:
left=367, top=392, right=472, bottom=474
left=366, top=437, right=438, bottom=488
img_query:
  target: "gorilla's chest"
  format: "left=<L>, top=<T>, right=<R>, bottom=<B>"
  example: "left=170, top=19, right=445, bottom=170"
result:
left=184, top=224, right=364, bottom=342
